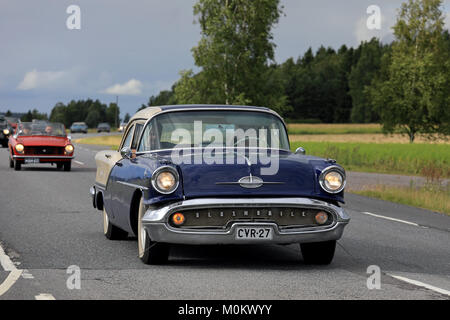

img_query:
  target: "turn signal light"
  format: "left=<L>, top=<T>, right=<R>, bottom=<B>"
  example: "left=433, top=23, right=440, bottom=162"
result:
left=315, top=212, right=328, bottom=225
left=172, top=213, right=185, bottom=226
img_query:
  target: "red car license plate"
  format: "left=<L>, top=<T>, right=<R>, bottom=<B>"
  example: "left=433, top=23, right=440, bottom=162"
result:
left=25, top=158, right=39, bottom=164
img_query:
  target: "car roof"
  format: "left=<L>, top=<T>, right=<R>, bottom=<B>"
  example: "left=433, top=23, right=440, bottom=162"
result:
left=129, top=105, right=279, bottom=123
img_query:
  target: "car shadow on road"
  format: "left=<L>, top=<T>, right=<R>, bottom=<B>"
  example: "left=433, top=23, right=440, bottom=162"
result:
left=161, top=244, right=339, bottom=271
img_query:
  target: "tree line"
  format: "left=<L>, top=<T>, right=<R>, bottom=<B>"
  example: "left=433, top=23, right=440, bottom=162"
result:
left=141, top=0, right=450, bottom=142
left=14, top=0, right=449, bottom=143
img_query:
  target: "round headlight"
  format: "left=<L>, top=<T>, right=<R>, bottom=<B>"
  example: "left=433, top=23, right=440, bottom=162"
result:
left=151, top=167, right=179, bottom=194
left=65, top=144, right=74, bottom=154
left=15, top=144, right=24, bottom=153
left=3, top=129, right=10, bottom=135
left=319, top=166, right=346, bottom=194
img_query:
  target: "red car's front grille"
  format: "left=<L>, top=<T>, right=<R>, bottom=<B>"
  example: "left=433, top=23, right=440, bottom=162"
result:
left=25, top=146, right=64, bottom=155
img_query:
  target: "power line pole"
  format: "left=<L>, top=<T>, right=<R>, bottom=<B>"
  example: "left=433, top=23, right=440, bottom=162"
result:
left=115, top=95, right=119, bottom=129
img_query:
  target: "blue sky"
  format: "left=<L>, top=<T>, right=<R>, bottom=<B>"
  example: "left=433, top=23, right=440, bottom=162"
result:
left=1, top=0, right=449, bottom=118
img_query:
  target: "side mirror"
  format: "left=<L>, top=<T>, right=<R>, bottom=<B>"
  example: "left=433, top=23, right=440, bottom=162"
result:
left=120, top=147, right=132, bottom=159
left=67, top=135, right=72, bottom=141
left=295, top=147, right=306, bottom=155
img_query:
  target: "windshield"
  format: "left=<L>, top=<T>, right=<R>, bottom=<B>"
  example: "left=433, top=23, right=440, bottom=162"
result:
left=138, top=110, right=290, bottom=152
left=17, top=122, right=66, bottom=137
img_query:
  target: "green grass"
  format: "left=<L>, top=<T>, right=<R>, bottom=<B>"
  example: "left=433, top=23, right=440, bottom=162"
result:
left=75, top=134, right=450, bottom=178
left=354, top=184, right=450, bottom=215
left=287, top=123, right=383, bottom=135
left=291, top=141, right=450, bottom=178
left=73, top=135, right=121, bottom=150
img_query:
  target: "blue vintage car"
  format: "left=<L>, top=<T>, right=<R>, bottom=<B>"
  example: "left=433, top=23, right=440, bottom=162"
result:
left=91, top=105, right=350, bottom=265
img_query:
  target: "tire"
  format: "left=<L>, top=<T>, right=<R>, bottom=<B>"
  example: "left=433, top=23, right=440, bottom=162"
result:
left=14, top=160, right=21, bottom=171
left=63, top=161, right=71, bottom=171
left=1, top=142, right=7, bottom=148
left=137, top=197, right=169, bottom=265
left=103, top=208, right=128, bottom=240
left=56, top=163, right=63, bottom=170
left=9, top=157, right=14, bottom=168
left=300, top=240, right=336, bottom=265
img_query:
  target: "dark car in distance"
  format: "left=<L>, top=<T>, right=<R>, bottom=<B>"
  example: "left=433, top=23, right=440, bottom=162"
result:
left=97, top=123, right=111, bottom=133
left=0, top=115, right=12, bottom=147
left=70, top=122, right=88, bottom=134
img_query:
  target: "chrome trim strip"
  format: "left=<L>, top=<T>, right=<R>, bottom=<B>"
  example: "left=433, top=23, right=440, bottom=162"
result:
left=135, top=147, right=292, bottom=156
left=116, top=181, right=149, bottom=191
left=13, top=155, right=75, bottom=159
left=216, top=182, right=285, bottom=185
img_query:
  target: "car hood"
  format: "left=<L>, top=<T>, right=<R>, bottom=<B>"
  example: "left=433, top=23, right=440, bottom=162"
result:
left=144, top=150, right=342, bottom=202
left=16, top=136, right=68, bottom=146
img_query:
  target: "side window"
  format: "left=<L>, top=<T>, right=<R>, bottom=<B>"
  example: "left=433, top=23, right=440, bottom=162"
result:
left=138, top=123, right=151, bottom=152
left=121, top=125, right=134, bottom=149
left=131, top=123, right=143, bottom=150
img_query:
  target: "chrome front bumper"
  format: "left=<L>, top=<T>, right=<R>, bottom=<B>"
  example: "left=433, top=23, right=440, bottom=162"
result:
left=142, top=198, right=350, bottom=245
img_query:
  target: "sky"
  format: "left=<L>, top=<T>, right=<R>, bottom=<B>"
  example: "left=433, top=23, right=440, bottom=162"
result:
left=0, top=0, right=449, bottom=118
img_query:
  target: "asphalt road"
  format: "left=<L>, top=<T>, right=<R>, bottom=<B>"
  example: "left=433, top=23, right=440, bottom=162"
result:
left=0, top=137, right=449, bottom=300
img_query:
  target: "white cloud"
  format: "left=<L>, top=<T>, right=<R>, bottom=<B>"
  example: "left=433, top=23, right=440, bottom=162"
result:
left=102, top=79, right=143, bottom=96
left=17, top=69, right=68, bottom=90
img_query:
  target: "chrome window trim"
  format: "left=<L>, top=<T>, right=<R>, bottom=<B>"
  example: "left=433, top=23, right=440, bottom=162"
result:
left=319, top=165, right=347, bottom=194
left=136, top=107, right=291, bottom=154
left=135, top=146, right=293, bottom=156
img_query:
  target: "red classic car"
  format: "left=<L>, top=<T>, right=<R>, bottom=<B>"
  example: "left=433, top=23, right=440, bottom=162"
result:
left=8, top=122, right=74, bottom=171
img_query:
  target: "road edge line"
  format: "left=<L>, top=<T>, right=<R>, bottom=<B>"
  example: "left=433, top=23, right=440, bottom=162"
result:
left=388, top=274, right=450, bottom=297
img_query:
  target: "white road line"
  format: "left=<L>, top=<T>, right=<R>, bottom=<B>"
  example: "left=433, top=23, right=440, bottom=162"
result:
left=35, top=293, right=56, bottom=300
left=0, top=245, right=16, bottom=272
left=0, top=244, right=23, bottom=297
left=389, top=274, right=450, bottom=297
left=0, top=270, right=22, bottom=296
left=74, top=160, right=85, bottom=166
left=361, top=212, right=420, bottom=227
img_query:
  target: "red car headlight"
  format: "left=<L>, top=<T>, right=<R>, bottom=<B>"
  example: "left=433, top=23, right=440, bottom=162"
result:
left=15, top=144, right=24, bottom=154
left=65, top=144, right=74, bottom=154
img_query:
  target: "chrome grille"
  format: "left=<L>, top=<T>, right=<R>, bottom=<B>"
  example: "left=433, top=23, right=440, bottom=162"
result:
left=169, top=207, right=333, bottom=229
left=25, top=146, right=64, bottom=155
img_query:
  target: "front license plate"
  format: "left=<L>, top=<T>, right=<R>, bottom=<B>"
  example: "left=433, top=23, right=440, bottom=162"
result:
left=236, top=227, right=273, bottom=240
left=25, top=158, right=39, bottom=164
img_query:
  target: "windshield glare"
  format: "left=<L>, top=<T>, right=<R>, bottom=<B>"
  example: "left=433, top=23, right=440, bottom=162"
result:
left=138, top=111, right=290, bottom=152
left=17, top=122, right=66, bottom=137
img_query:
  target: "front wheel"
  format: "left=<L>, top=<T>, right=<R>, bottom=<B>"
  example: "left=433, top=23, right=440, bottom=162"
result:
left=103, top=208, right=128, bottom=240
left=63, top=161, right=71, bottom=171
left=138, top=197, right=169, bottom=265
left=14, top=160, right=21, bottom=171
left=300, top=240, right=336, bottom=265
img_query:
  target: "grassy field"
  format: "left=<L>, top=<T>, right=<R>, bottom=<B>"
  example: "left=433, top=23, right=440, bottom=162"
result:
left=73, top=134, right=121, bottom=149
left=290, top=141, right=450, bottom=178
left=74, top=124, right=450, bottom=178
left=354, top=184, right=450, bottom=215
left=287, top=123, right=383, bottom=135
